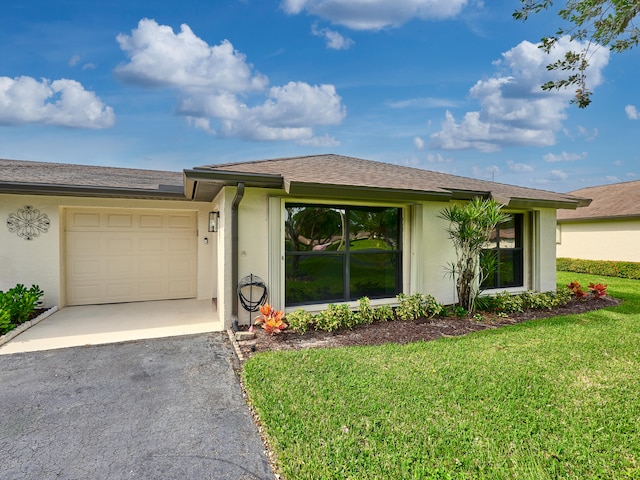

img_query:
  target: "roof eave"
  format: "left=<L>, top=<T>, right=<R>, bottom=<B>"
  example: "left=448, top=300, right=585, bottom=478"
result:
left=558, top=214, right=640, bottom=223
left=184, top=168, right=284, bottom=201
left=284, top=181, right=452, bottom=202
left=0, top=182, right=187, bottom=200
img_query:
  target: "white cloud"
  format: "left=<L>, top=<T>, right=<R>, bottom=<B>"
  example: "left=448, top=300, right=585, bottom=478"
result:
left=426, top=153, right=452, bottom=163
left=431, top=36, right=610, bottom=152
left=281, top=0, right=468, bottom=30
left=576, top=125, right=599, bottom=141
left=115, top=19, right=267, bottom=92
left=298, top=134, right=340, bottom=147
left=387, top=97, right=460, bottom=109
left=605, top=176, right=620, bottom=182
left=413, top=136, right=424, bottom=150
left=614, top=160, right=623, bottom=167
left=550, top=169, right=568, bottom=180
left=311, top=23, right=353, bottom=49
left=116, top=19, right=345, bottom=144
left=69, top=55, right=81, bottom=67
left=543, top=151, right=588, bottom=163
left=506, top=159, right=533, bottom=172
left=0, top=76, right=115, bottom=129
left=625, top=104, right=639, bottom=120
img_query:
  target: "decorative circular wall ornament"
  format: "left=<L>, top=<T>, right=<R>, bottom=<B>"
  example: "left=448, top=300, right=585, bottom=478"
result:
left=7, top=206, right=50, bottom=240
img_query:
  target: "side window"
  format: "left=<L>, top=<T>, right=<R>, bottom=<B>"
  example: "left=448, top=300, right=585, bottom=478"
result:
left=481, top=213, right=524, bottom=289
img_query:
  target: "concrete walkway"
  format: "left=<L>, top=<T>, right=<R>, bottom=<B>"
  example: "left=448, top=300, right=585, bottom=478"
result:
left=0, top=333, right=273, bottom=480
left=0, top=299, right=222, bottom=355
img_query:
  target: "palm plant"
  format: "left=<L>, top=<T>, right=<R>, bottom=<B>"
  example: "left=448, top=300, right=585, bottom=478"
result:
left=440, top=198, right=510, bottom=313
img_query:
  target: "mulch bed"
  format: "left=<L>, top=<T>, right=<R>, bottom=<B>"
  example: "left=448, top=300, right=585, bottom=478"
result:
left=236, top=296, right=621, bottom=360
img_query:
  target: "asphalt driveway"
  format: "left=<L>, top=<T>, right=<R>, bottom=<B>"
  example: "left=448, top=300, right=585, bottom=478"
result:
left=0, top=333, right=273, bottom=480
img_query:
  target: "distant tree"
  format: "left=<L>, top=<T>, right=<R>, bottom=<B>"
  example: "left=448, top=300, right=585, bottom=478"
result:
left=514, top=0, right=640, bottom=108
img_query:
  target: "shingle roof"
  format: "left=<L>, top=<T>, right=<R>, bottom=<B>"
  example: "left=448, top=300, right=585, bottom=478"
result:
left=0, top=159, right=184, bottom=198
left=557, top=180, right=640, bottom=221
left=196, top=154, right=587, bottom=208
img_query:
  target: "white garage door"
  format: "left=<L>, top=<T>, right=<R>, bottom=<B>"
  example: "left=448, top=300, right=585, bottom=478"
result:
left=65, top=208, right=198, bottom=306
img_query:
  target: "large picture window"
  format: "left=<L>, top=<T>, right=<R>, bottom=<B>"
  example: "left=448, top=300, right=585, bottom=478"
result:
left=285, top=204, right=402, bottom=306
left=482, top=213, right=524, bottom=289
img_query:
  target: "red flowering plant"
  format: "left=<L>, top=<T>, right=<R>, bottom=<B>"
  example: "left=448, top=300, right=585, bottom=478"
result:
left=254, top=303, right=288, bottom=335
left=588, top=282, right=608, bottom=299
left=567, top=281, right=587, bottom=299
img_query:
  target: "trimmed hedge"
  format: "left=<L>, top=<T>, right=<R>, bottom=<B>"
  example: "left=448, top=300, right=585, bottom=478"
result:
left=557, top=257, right=640, bottom=280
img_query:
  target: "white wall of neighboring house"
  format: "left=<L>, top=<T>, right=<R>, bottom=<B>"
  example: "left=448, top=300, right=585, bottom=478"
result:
left=0, top=194, right=214, bottom=308
left=557, top=218, right=640, bottom=262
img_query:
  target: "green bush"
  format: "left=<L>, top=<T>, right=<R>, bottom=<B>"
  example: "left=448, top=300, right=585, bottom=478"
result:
left=0, top=284, right=44, bottom=329
left=0, top=309, right=13, bottom=335
left=477, top=288, right=572, bottom=315
left=356, top=297, right=374, bottom=325
left=557, top=257, right=640, bottom=280
left=285, top=308, right=315, bottom=334
left=314, top=304, right=350, bottom=332
left=395, top=293, right=443, bottom=321
left=373, top=304, right=395, bottom=322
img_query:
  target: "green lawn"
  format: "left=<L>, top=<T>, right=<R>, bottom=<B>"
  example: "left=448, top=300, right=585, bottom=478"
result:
left=243, top=272, right=640, bottom=479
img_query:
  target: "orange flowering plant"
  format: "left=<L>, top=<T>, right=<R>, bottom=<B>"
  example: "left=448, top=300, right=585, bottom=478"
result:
left=254, top=303, right=288, bottom=335
left=588, top=282, right=608, bottom=299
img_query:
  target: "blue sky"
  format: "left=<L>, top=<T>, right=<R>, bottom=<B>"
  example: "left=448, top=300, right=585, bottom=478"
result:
left=1, top=0, right=638, bottom=193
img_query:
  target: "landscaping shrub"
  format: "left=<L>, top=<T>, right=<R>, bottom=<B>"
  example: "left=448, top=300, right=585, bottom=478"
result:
left=356, top=297, right=374, bottom=325
left=395, top=293, right=443, bottom=321
left=557, top=257, right=640, bottom=280
left=373, top=304, right=394, bottom=322
left=0, top=284, right=44, bottom=335
left=0, top=309, right=13, bottom=335
left=286, top=308, right=315, bottom=334
left=314, top=304, right=355, bottom=332
left=476, top=288, right=573, bottom=315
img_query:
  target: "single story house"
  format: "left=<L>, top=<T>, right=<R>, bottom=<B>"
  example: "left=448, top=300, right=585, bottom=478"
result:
left=1, top=155, right=588, bottom=329
left=557, top=180, right=640, bottom=262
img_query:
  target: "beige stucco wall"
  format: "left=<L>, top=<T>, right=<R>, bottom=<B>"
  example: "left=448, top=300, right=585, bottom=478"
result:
left=557, top=218, right=640, bottom=262
left=228, top=189, right=560, bottom=319
left=538, top=208, right=558, bottom=292
left=0, top=194, right=214, bottom=308
left=4, top=186, right=560, bottom=326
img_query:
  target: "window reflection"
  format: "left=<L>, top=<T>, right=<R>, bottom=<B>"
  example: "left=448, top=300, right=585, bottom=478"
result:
left=482, top=213, right=524, bottom=289
left=285, top=204, right=402, bottom=306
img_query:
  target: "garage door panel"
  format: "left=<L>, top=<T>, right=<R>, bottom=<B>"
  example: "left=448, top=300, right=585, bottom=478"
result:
left=168, top=214, right=195, bottom=229
left=105, top=282, right=137, bottom=302
left=68, top=211, right=101, bottom=228
left=138, top=258, right=165, bottom=276
left=65, top=208, right=198, bottom=306
left=168, top=280, right=194, bottom=297
left=168, top=236, right=194, bottom=251
left=139, top=214, right=164, bottom=228
left=107, top=213, right=133, bottom=228
left=139, top=236, right=165, bottom=252
left=106, top=236, right=134, bottom=253
left=68, top=258, right=99, bottom=275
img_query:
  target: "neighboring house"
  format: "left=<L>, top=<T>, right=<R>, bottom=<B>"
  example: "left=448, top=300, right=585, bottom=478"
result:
left=557, top=180, right=640, bottom=262
left=1, top=155, right=588, bottom=329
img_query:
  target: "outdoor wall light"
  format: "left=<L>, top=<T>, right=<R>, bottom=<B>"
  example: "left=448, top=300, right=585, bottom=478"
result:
left=208, top=211, right=220, bottom=232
